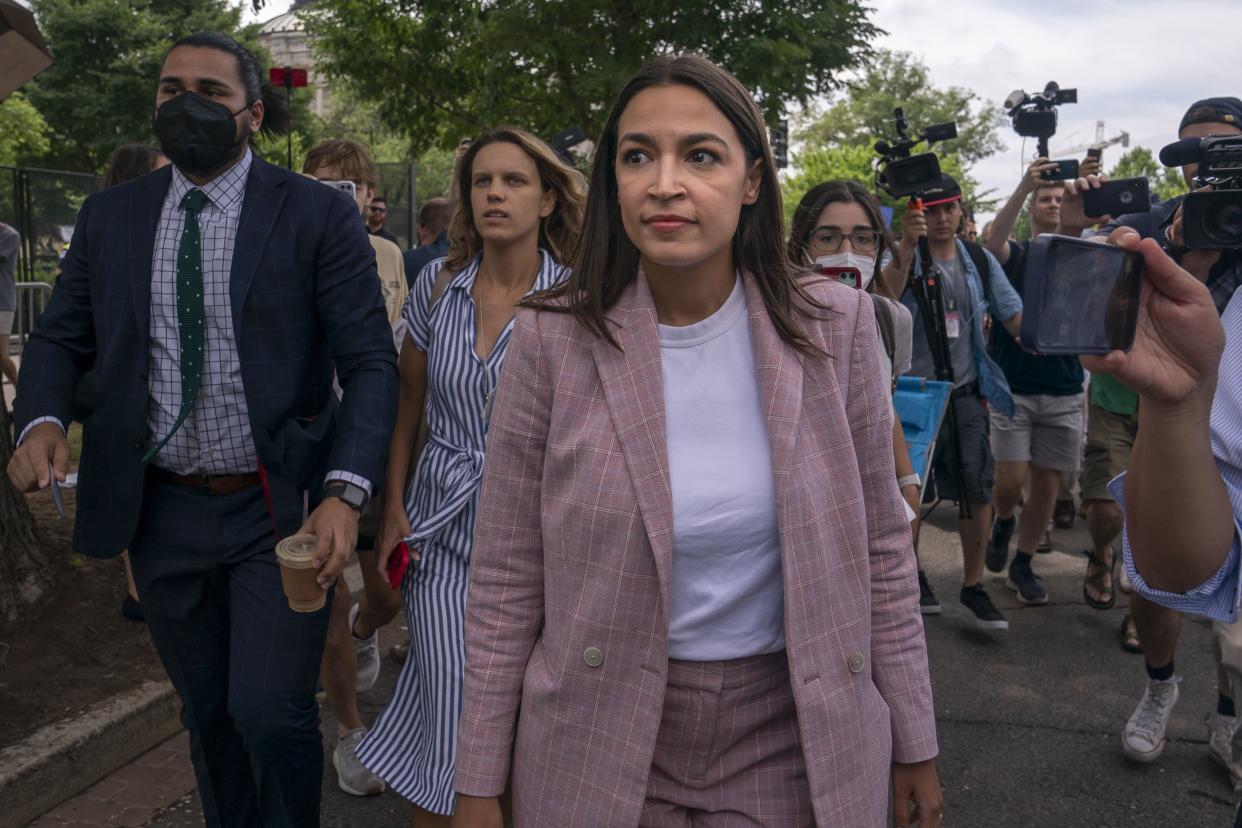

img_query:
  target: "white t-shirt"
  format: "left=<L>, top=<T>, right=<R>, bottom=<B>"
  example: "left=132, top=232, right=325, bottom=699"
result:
left=660, top=277, right=785, bottom=661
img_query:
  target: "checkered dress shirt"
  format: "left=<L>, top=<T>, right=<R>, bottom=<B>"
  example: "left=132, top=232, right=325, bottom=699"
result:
left=23, top=151, right=371, bottom=495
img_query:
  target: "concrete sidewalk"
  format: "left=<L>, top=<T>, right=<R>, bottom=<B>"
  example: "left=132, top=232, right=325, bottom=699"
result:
left=22, top=514, right=1240, bottom=827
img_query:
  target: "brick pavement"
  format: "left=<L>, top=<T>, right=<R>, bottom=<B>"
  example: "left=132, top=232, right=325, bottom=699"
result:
left=26, top=732, right=195, bottom=828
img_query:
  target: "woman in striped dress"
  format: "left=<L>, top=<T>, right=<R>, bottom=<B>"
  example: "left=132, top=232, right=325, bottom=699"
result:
left=357, top=128, right=585, bottom=824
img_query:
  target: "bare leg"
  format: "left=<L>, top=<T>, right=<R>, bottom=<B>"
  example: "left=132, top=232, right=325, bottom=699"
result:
left=122, top=550, right=139, bottom=601
left=1131, top=592, right=1181, bottom=671
left=1085, top=500, right=1124, bottom=604
left=1016, top=465, right=1061, bottom=554
left=992, top=460, right=1027, bottom=523
left=354, top=549, right=402, bottom=640
left=960, top=503, right=993, bottom=587
left=0, top=334, right=16, bottom=388
left=320, top=581, right=363, bottom=736
left=411, top=807, right=453, bottom=827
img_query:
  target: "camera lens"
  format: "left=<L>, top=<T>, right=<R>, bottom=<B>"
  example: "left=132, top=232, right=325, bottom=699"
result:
left=1120, top=191, right=1134, bottom=206
left=1205, top=196, right=1242, bottom=246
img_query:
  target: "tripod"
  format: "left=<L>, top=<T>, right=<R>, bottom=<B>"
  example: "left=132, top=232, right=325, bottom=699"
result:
left=907, top=212, right=973, bottom=521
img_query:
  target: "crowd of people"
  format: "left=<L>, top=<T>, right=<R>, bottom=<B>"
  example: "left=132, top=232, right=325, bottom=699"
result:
left=5, top=27, right=1242, bottom=828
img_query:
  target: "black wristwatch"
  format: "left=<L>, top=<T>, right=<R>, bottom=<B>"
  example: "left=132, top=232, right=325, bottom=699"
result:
left=323, top=480, right=369, bottom=513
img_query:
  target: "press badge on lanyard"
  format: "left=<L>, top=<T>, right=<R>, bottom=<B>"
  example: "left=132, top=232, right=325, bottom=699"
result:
left=945, top=298, right=962, bottom=340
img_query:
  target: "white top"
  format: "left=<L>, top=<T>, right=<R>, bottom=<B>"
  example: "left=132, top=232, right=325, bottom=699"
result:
left=660, top=276, right=785, bottom=661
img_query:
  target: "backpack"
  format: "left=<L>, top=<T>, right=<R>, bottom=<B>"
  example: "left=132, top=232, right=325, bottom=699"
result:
left=870, top=292, right=898, bottom=378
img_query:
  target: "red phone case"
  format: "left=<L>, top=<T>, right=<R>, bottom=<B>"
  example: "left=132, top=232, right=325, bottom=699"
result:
left=387, top=540, right=411, bottom=590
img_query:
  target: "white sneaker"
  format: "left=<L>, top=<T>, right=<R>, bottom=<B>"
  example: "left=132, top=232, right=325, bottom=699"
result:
left=333, top=727, right=386, bottom=796
left=350, top=602, right=381, bottom=693
left=1122, top=677, right=1181, bottom=762
left=1207, top=711, right=1242, bottom=784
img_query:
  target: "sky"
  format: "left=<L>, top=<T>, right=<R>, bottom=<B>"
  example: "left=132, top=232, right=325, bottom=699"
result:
left=245, top=0, right=1240, bottom=223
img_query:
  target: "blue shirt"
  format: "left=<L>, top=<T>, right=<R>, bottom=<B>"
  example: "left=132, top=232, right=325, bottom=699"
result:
left=403, top=231, right=450, bottom=286
left=901, top=238, right=1023, bottom=417
left=1117, top=292, right=1242, bottom=622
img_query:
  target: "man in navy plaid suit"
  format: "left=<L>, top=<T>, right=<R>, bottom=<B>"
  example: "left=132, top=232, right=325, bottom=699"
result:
left=7, top=33, right=397, bottom=827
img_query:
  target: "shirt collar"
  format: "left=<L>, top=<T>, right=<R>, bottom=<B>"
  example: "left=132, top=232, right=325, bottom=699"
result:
left=448, top=248, right=560, bottom=295
left=169, top=148, right=252, bottom=212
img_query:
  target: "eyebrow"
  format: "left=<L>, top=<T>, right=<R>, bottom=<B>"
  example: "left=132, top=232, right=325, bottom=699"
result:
left=618, top=131, right=730, bottom=150
left=159, top=75, right=232, bottom=89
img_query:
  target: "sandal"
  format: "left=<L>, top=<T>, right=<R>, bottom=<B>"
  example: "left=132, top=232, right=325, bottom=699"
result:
left=1083, top=548, right=1116, bottom=610
left=1120, top=613, right=1143, bottom=654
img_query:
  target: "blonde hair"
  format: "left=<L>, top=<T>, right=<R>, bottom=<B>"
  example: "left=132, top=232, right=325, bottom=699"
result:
left=302, top=138, right=379, bottom=189
left=445, top=128, right=585, bottom=272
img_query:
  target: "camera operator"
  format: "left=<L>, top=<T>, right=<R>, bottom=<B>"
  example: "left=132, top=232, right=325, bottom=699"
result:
left=1089, top=96, right=1242, bottom=777
left=891, top=174, right=1025, bottom=632
left=981, top=158, right=1101, bottom=609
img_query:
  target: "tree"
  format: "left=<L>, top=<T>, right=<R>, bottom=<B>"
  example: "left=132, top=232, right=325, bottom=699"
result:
left=25, top=0, right=260, bottom=172
left=797, top=50, right=1005, bottom=168
left=0, top=93, right=52, bottom=167
left=1109, top=147, right=1187, bottom=203
left=304, top=0, right=880, bottom=152
left=784, top=49, right=1004, bottom=230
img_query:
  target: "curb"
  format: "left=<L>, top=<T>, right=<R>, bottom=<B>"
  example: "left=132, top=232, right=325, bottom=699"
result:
left=0, top=679, right=181, bottom=828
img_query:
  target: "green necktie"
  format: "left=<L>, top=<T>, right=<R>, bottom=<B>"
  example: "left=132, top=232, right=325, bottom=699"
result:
left=143, top=188, right=208, bottom=464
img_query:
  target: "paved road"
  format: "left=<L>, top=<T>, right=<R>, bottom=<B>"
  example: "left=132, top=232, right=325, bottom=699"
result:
left=145, top=510, right=1238, bottom=827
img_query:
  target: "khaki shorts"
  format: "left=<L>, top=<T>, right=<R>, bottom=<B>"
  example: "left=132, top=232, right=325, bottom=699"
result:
left=1081, top=401, right=1138, bottom=502
left=989, top=392, right=1085, bottom=472
left=0, top=310, right=13, bottom=337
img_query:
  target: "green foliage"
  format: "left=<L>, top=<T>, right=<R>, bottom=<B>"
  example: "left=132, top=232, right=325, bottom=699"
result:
left=25, top=0, right=259, bottom=172
left=414, top=147, right=455, bottom=203
left=304, top=0, right=879, bottom=152
left=785, top=50, right=1004, bottom=232
left=797, top=50, right=1004, bottom=167
left=1109, top=146, right=1187, bottom=202
left=0, top=93, right=52, bottom=167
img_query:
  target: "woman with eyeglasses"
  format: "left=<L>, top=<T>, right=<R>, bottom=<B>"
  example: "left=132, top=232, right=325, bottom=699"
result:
left=788, top=181, right=932, bottom=595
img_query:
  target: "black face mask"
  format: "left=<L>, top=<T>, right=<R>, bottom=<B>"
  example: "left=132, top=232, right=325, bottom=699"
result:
left=153, top=92, right=249, bottom=176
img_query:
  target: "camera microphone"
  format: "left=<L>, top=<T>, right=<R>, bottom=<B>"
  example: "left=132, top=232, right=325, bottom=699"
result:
left=1159, top=137, right=1202, bottom=168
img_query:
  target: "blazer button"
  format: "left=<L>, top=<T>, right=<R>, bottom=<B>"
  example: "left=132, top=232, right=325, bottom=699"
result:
left=847, top=653, right=865, bottom=674
left=583, top=647, right=604, bottom=668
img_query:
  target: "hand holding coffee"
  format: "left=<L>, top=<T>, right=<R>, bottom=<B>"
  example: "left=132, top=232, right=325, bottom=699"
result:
left=276, top=534, right=326, bottom=612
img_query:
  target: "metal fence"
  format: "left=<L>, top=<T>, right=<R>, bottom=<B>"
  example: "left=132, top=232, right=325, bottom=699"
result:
left=376, top=162, right=417, bottom=250
left=1, top=165, right=100, bottom=347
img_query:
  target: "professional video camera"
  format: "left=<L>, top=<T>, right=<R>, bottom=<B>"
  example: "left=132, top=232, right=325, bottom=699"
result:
left=1160, top=134, right=1242, bottom=249
left=1005, top=81, right=1079, bottom=181
left=874, top=108, right=958, bottom=199
left=874, top=108, right=974, bottom=518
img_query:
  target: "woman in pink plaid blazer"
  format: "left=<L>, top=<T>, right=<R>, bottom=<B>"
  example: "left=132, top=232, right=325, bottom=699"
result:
left=453, top=56, right=941, bottom=828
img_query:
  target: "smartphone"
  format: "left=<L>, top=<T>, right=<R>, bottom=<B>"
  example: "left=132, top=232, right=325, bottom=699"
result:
left=320, top=179, right=357, bottom=200
left=816, top=265, right=863, bottom=289
left=1086, top=147, right=1102, bottom=161
left=387, top=540, right=412, bottom=590
left=1083, top=177, right=1151, bottom=218
left=1019, top=234, right=1143, bottom=355
left=1039, top=159, right=1080, bottom=181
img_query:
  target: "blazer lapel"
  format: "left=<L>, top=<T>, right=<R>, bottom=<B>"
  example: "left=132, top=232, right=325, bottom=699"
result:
left=129, top=166, right=171, bottom=346
left=743, top=274, right=804, bottom=512
left=591, top=273, right=674, bottom=615
left=229, top=157, right=287, bottom=326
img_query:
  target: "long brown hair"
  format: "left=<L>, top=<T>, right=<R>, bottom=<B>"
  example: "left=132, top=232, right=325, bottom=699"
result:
left=527, top=55, right=826, bottom=355
left=444, top=128, right=585, bottom=272
left=787, top=180, right=900, bottom=300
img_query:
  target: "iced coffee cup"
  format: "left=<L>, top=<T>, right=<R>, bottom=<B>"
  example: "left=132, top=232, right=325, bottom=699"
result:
left=276, top=534, right=326, bottom=612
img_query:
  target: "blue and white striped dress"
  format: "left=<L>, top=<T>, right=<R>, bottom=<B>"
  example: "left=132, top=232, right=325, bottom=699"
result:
left=357, top=249, right=568, bottom=813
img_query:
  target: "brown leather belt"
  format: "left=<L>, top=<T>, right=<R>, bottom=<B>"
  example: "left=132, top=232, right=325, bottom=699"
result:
left=146, top=465, right=262, bottom=496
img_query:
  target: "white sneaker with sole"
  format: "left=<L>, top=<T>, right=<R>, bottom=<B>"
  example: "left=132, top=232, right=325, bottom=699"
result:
left=1122, top=677, right=1180, bottom=762
left=333, top=727, right=386, bottom=796
left=350, top=602, right=381, bottom=693
left=1207, top=710, right=1242, bottom=784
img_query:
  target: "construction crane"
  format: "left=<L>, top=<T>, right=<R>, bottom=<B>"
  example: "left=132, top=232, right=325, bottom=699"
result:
left=1052, top=120, right=1131, bottom=157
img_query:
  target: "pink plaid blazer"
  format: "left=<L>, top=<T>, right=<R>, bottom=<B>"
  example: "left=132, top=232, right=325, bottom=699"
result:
left=455, top=271, right=938, bottom=826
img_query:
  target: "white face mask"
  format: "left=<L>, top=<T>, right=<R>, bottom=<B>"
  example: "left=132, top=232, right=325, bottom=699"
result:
left=813, top=252, right=876, bottom=290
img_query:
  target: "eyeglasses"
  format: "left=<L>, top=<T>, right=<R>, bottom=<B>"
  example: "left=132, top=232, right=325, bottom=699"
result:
left=811, top=229, right=880, bottom=253
left=368, top=205, right=387, bottom=214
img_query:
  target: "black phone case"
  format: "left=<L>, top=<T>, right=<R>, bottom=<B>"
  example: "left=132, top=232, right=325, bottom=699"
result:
left=1083, top=177, right=1151, bottom=218
left=1040, top=160, right=1080, bottom=181
left=1019, top=234, right=1143, bottom=355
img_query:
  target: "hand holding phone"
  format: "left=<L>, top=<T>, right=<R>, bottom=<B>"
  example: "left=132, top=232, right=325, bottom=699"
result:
left=387, top=540, right=412, bottom=590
